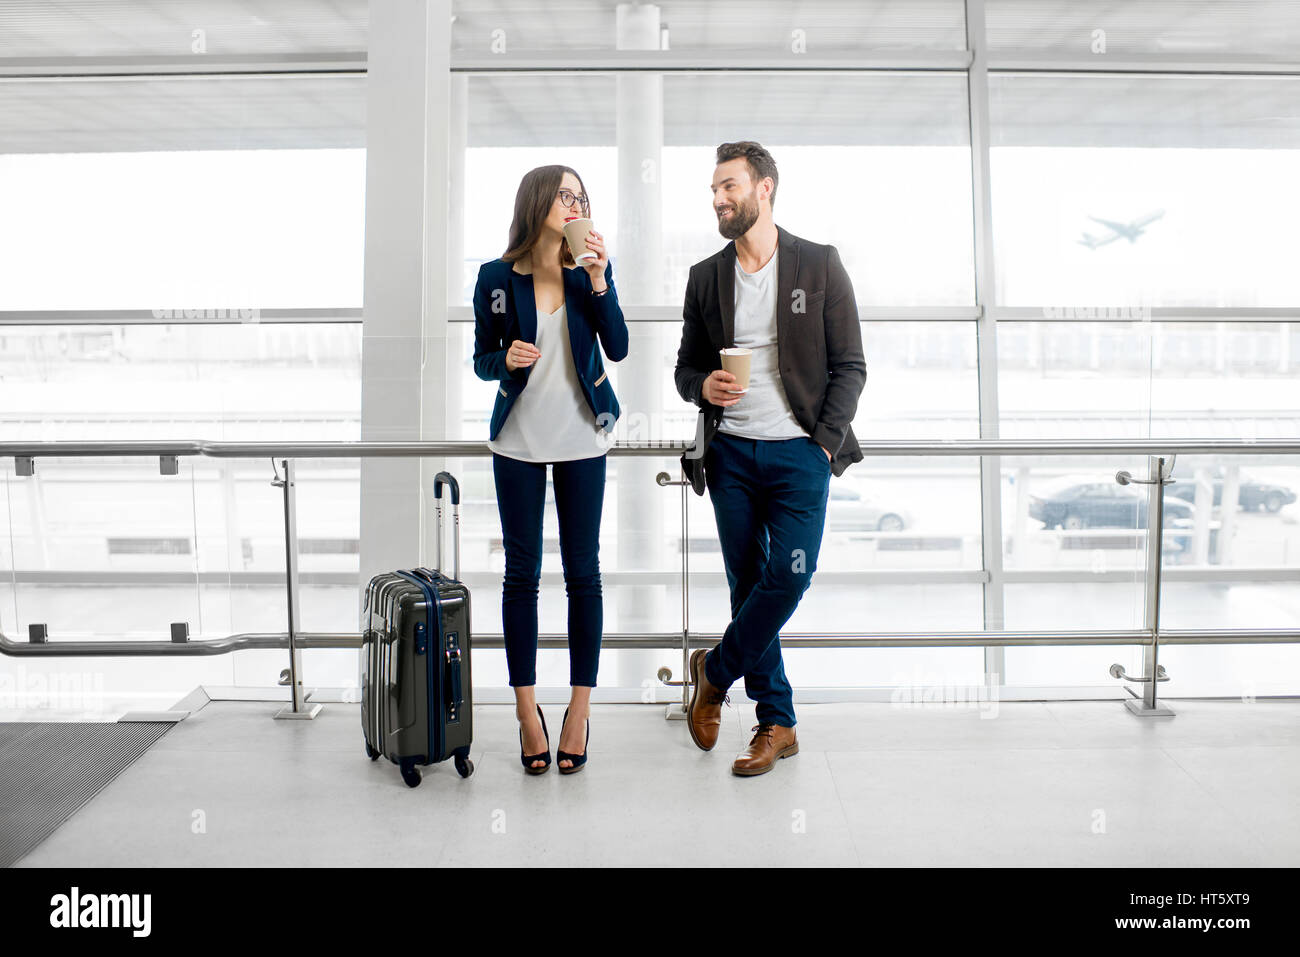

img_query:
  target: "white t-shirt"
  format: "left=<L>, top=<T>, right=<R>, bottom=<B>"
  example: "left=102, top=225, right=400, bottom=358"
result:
left=719, top=247, right=807, bottom=440
left=487, top=301, right=610, bottom=463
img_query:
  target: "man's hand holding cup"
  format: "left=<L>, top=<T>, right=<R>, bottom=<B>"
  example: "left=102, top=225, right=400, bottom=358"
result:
left=702, top=369, right=744, bottom=406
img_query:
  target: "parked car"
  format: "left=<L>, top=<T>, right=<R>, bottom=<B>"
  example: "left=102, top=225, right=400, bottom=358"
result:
left=680, top=485, right=914, bottom=552
left=1030, top=480, right=1196, bottom=530
left=1165, top=466, right=1295, bottom=513
left=829, top=485, right=912, bottom=533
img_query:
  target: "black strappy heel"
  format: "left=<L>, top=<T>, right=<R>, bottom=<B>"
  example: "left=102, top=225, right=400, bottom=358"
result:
left=557, top=705, right=589, bottom=775
left=519, top=704, right=551, bottom=775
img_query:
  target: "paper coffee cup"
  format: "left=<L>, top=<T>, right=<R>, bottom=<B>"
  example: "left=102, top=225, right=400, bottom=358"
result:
left=719, top=348, right=751, bottom=393
left=562, top=217, right=598, bottom=263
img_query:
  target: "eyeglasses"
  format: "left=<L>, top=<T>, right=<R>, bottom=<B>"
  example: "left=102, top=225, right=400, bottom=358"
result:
left=557, top=188, right=590, bottom=213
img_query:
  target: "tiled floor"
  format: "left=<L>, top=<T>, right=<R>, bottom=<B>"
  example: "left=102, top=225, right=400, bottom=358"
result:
left=13, top=697, right=1299, bottom=867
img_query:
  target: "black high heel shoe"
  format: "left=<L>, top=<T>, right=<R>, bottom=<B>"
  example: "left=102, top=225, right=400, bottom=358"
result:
left=557, top=705, right=589, bottom=775
left=519, top=704, right=551, bottom=775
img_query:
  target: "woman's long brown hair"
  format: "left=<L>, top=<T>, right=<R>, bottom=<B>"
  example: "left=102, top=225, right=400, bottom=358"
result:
left=502, top=165, right=590, bottom=268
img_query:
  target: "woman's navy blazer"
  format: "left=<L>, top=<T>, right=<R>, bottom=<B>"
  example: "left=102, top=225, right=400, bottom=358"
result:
left=472, top=258, right=629, bottom=441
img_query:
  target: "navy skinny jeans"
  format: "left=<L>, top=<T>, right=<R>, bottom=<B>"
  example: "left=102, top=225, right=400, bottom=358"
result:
left=492, top=451, right=606, bottom=687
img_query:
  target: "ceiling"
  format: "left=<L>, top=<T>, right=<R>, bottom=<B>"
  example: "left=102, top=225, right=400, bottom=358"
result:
left=0, top=0, right=368, bottom=58
left=3, top=0, right=1297, bottom=58
left=0, top=0, right=1296, bottom=153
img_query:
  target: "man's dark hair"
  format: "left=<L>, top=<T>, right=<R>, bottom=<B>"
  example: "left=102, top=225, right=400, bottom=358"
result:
left=716, top=141, right=778, bottom=209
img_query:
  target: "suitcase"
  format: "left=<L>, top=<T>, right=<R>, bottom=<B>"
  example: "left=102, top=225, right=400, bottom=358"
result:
left=360, top=470, right=474, bottom=787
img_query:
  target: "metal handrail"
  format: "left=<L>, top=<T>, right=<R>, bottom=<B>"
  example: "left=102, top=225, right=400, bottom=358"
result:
left=3, top=438, right=1299, bottom=457
left=6, top=628, right=1300, bottom=658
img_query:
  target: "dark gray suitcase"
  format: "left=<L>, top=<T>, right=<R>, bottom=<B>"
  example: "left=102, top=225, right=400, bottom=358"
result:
left=360, top=471, right=473, bottom=787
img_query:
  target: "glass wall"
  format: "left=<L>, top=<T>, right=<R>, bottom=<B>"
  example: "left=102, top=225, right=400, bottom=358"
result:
left=460, top=72, right=975, bottom=306
left=2, top=0, right=1298, bottom=710
left=0, top=13, right=367, bottom=713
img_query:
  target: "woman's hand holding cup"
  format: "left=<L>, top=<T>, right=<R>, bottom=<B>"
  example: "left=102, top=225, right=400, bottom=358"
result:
left=505, top=339, right=541, bottom=372
left=581, top=229, right=608, bottom=289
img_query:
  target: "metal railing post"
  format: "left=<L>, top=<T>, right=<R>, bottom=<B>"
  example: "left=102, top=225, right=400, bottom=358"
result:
left=679, top=467, right=690, bottom=716
left=655, top=466, right=692, bottom=719
left=1113, top=455, right=1176, bottom=717
left=273, top=457, right=321, bottom=719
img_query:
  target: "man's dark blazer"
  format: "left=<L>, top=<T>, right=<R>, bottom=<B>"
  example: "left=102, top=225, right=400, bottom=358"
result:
left=472, top=258, right=628, bottom=441
left=673, top=224, right=866, bottom=495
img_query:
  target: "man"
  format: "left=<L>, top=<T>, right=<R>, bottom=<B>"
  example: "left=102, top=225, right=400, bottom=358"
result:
left=674, top=141, right=866, bottom=776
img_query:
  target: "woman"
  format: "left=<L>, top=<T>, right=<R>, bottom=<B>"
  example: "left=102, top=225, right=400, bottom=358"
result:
left=472, top=165, right=628, bottom=775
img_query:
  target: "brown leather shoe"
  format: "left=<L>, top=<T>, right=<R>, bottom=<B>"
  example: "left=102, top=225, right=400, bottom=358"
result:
left=687, top=648, right=728, bottom=751
left=731, top=723, right=798, bottom=776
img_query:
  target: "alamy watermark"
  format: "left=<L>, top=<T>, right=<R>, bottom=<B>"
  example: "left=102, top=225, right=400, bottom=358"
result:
left=1040, top=304, right=1151, bottom=322
left=0, top=664, right=106, bottom=710
left=150, top=307, right=261, bottom=322
left=889, top=668, right=1001, bottom=718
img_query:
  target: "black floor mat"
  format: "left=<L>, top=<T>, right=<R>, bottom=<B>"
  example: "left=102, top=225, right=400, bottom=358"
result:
left=0, top=722, right=172, bottom=867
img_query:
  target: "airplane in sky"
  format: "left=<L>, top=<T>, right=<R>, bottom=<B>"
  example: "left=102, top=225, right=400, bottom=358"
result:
left=1077, top=209, right=1165, bottom=249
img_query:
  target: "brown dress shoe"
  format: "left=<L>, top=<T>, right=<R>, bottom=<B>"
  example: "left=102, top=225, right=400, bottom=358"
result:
left=731, top=723, right=798, bottom=776
left=687, top=648, right=729, bottom=751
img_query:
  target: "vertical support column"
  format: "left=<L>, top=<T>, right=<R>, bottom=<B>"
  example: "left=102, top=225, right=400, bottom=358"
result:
left=360, top=0, right=453, bottom=592
left=445, top=72, right=469, bottom=439
left=420, top=4, right=454, bottom=566
left=1217, top=465, right=1241, bottom=566
left=964, top=0, right=1006, bottom=687
left=614, top=2, right=666, bottom=690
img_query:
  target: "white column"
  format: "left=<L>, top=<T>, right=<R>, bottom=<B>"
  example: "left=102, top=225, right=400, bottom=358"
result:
left=359, top=0, right=452, bottom=589
left=965, top=0, right=1007, bottom=685
left=614, top=3, right=666, bottom=688
left=445, top=73, right=468, bottom=439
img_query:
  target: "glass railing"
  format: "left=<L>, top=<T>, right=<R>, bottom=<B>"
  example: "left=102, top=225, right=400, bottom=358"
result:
left=2, top=437, right=1298, bottom=719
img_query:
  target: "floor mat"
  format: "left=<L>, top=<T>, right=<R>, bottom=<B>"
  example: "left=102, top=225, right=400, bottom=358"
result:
left=0, top=722, right=173, bottom=867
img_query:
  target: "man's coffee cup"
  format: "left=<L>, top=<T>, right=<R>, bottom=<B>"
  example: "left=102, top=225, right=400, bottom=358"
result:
left=562, top=217, right=598, bottom=263
left=719, top=348, right=752, bottom=393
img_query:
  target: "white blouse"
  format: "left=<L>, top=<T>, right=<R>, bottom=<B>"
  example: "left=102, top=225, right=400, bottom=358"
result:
left=487, top=301, right=610, bottom=463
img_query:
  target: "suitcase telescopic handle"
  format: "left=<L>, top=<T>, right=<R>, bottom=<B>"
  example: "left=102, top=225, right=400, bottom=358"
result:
left=431, top=471, right=461, bottom=581
left=433, top=471, right=460, bottom=506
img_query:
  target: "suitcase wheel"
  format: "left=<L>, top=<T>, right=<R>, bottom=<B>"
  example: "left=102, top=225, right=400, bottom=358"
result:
left=455, top=753, right=474, bottom=778
left=365, top=743, right=380, bottom=761
left=400, top=758, right=422, bottom=788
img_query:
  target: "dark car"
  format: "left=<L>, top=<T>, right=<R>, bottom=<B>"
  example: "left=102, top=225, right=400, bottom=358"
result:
left=1165, top=466, right=1295, bottom=513
left=1029, top=480, right=1195, bottom=530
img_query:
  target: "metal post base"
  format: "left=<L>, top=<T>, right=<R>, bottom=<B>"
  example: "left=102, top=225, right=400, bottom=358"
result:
left=1123, top=697, right=1175, bottom=717
left=274, top=702, right=323, bottom=720
left=664, top=703, right=688, bottom=720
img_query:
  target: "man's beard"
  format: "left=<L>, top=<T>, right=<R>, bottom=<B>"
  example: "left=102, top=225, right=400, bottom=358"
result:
left=716, top=193, right=759, bottom=240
